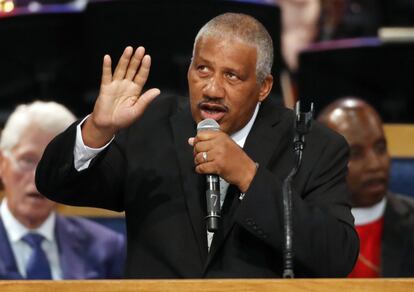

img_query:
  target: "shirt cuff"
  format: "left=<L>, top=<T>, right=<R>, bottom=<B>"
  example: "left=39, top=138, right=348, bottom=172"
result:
left=73, top=115, right=114, bottom=171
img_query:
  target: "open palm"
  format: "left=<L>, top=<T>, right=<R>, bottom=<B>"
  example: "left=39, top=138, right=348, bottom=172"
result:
left=92, top=46, right=160, bottom=132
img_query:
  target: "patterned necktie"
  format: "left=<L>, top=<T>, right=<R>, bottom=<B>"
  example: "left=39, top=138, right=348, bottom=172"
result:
left=22, top=233, right=52, bottom=279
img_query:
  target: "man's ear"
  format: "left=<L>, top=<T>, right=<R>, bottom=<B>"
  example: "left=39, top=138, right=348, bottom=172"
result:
left=0, top=149, right=6, bottom=181
left=258, top=74, right=274, bottom=102
left=0, top=150, right=5, bottom=178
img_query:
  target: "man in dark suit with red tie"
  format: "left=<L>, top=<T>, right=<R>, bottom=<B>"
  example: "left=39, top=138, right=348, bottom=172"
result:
left=36, top=13, right=358, bottom=278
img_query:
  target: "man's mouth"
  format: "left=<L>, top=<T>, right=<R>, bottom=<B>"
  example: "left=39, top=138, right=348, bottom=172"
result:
left=361, top=178, right=387, bottom=194
left=198, top=102, right=229, bottom=121
left=27, top=192, right=45, bottom=200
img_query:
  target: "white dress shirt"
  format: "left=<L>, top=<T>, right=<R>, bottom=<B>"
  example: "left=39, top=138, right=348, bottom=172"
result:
left=73, top=102, right=261, bottom=250
left=0, top=199, right=62, bottom=279
left=351, top=197, right=387, bottom=226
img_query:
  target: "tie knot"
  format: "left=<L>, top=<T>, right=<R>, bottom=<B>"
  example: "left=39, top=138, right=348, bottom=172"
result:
left=22, top=233, right=45, bottom=248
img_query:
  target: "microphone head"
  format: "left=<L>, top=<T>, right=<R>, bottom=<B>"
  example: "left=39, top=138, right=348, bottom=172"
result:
left=197, top=118, right=220, bottom=132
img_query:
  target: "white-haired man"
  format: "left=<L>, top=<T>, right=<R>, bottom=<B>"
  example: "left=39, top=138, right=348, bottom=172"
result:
left=37, top=13, right=358, bottom=278
left=0, top=101, right=125, bottom=279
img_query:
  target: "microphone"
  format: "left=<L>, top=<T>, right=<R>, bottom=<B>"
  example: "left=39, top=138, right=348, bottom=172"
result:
left=197, top=118, right=221, bottom=232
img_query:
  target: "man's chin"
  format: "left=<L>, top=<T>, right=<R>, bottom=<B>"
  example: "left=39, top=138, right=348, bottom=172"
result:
left=22, top=200, right=55, bottom=216
left=352, top=191, right=386, bottom=208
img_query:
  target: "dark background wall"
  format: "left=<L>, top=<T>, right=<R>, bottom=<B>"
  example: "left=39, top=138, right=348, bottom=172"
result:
left=0, top=0, right=281, bottom=123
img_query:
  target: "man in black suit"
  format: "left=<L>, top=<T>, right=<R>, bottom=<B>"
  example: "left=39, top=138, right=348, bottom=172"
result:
left=319, top=98, right=414, bottom=277
left=36, top=13, right=358, bottom=278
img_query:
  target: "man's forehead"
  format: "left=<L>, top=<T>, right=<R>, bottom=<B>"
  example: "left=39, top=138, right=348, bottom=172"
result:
left=196, top=35, right=256, bottom=51
left=194, top=36, right=257, bottom=66
left=339, top=119, right=384, bottom=145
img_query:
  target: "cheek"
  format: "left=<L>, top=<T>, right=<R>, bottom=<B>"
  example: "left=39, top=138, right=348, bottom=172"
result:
left=346, top=173, right=356, bottom=188
left=2, top=169, right=25, bottom=193
left=3, top=174, right=28, bottom=213
left=188, top=72, right=204, bottom=92
left=347, top=163, right=363, bottom=186
left=189, top=80, right=204, bottom=105
left=380, top=155, right=391, bottom=171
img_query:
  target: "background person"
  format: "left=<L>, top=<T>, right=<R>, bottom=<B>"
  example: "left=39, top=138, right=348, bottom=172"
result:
left=0, top=101, right=125, bottom=279
left=318, top=97, right=414, bottom=277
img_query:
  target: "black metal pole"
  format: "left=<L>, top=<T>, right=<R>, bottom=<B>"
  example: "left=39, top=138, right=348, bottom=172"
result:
left=282, top=101, right=314, bottom=278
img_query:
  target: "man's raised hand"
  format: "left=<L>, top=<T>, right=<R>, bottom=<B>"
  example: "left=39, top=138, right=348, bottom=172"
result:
left=83, top=46, right=160, bottom=148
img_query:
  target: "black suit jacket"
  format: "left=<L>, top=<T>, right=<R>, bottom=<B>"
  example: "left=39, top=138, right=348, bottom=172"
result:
left=382, top=193, right=414, bottom=277
left=36, top=95, right=358, bottom=278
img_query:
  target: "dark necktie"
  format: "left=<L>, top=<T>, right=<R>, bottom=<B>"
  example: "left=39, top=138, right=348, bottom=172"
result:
left=22, top=233, right=52, bottom=279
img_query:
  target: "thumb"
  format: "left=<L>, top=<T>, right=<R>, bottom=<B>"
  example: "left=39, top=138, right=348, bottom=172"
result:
left=135, top=88, right=161, bottom=112
left=188, top=137, right=195, bottom=146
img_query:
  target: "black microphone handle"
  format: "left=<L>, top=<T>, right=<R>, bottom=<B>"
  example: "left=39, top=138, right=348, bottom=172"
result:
left=197, top=118, right=221, bottom=232
left=206, top=174, right=221, bottom=232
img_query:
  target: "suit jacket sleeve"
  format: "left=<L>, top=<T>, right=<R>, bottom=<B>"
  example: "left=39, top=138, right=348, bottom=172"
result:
left=235, top=123, right=359, bottom=277
left=36, top=121, right=127, bottom=212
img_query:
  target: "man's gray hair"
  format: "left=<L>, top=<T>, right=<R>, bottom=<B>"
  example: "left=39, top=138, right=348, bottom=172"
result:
left=0, top=100, right=76, bottom=151
left=193, top=13, right=274, bottom=83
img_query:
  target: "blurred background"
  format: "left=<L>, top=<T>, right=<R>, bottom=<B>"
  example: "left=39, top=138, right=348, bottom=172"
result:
left=1, top=0, right=413, bottom=226
left=0, top=0, right=281, bottom=122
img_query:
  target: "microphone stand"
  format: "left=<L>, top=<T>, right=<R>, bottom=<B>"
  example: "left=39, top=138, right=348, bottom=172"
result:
left=282, top=101, right=314, bottom=278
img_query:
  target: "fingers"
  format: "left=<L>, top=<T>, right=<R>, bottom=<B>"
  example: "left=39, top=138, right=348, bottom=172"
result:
left=125, top=46, right=146, bottom=80
left=196, top=131, right=219, bottom=141
left=133, top=54, right=151, bottom=86
left=194, top=151, right=209, bottom=165
left=195, top=161, right=218, bottom=175
left=188, top=137, right=195, bottom=146
left=192, top=131, right=222, bottom=158
left=193, top=138, right=216, bottom=154
left=101, top=55, right=112, bottom=85
left=194, top=150, right=218, bottom=176
left=102, top=46, right=151, bottom=87
left=113, top=46, right=134, bottom=80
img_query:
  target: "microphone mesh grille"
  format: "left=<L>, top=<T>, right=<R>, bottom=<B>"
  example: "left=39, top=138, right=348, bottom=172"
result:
left=197, top=118, right=220, bottom=131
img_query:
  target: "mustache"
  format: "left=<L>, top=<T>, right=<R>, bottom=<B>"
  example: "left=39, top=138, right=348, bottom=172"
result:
left=360, top=177, right=387, bottom=189
left=197, top=97, right=229, bottom=112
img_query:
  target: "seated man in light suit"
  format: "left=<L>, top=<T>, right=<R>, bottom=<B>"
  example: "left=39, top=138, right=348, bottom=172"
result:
left=0, top=101, right=125, bottom=279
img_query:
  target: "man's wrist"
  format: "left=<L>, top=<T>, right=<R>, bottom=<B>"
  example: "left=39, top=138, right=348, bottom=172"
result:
left=82, top=117, right=115, bottom=148
left=239, top=160, right=259, bottom=193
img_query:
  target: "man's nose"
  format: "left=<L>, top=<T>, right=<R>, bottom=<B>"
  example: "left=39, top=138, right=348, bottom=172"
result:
left=365, top=150, right=383, bottom=171
left=202, top=75, right=225, bottom=98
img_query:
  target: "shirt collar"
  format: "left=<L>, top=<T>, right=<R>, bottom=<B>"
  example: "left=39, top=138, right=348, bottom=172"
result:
left=351, top=197, right=387, bottom=225
left=0, top=199, right=56, bottom=242
left=230, top=102, right=260, bottom=148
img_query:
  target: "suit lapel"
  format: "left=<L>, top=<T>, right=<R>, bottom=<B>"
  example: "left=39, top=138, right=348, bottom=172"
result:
left=55, top=216, right=89, bottom=279
left=243, top=98, right=286, bottom=171
left=170, top=103, right=208, bottom=262
left=204, top=99, right=286, bottom=270
left=382, top=194, right=412, bottom=276
left=0, top=218, right=22, bottom=279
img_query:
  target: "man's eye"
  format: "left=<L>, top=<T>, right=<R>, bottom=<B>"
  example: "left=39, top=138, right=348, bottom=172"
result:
left=226, top=72, right=239, bottom=81
left=350, top=148, right=362, bottom=160
left=374, top=141, right=387, bottom=154
left=197, top=65, right=209, bottom=73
